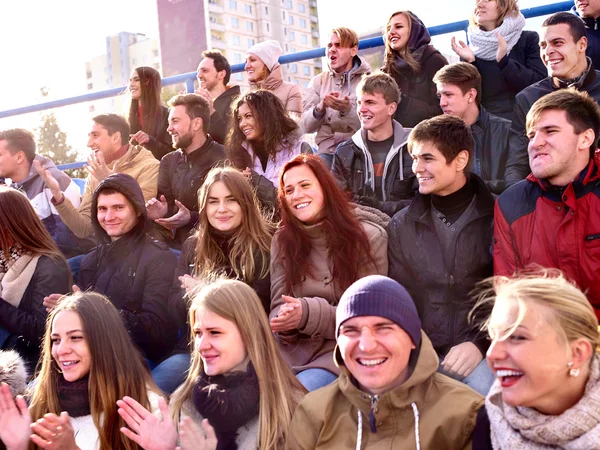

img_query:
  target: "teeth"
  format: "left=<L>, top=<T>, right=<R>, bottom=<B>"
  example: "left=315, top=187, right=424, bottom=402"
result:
left=359, top=358, right=386, bottom=367
left=419, top=177, right=431, bottom=181
left=62, top=361, right=78, bottom=367
left=496, top=369, right=524, bottom=377
left=295, top=202, right=309, bottom=209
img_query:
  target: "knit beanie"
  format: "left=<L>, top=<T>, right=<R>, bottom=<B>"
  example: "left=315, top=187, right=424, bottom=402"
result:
left=247, top=40, right=282, bottom=72
left=336, top=275, right=422, bottom=347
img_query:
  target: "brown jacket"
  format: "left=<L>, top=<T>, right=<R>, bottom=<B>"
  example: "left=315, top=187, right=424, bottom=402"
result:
left=270, top=207, right=388, bottom=375
left=249, top=63, right=303, bottom=116
left=55, top=145, right=159, bottom=238
left=286, top=332, right=484, bottom=450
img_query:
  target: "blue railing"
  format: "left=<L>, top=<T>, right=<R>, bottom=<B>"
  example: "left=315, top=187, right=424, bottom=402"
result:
left=0, top=0, right=574, bottom=170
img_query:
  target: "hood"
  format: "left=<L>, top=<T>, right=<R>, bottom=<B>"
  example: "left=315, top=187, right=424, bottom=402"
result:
left=351, top=202, right=391, bottom=228
left=252, top=63, right=284, bottom=91
left=326, top=54, right=371, bottom=77
left=0, top=350, right=28, bottom=396
left=353, top=120, right=412, bottom=154
left=91, top=172, right=148, bottom=243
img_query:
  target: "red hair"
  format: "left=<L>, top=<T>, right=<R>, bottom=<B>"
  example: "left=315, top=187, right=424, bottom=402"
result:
left=276, top=154, right=374, bottom=295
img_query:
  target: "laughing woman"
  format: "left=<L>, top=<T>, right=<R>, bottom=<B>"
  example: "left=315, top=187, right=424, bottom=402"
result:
left=472, top=271, right=600, bottom=449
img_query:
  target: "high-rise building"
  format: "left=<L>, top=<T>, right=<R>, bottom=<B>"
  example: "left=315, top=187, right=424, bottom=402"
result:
left=156, top=0, right=321, bottom=88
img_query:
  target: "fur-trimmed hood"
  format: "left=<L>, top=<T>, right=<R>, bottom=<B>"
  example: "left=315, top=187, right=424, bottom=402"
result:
left=0, top=350, right=28, bottom=396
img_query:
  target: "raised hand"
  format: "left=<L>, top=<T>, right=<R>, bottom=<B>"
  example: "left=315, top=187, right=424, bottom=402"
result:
left=450, top=36, right=475, bottom=63
left=86, top=151, right=113, bottom=183
left=33, top=160, right=62, bottom=202
left=146, top=195, right=169, bottom=220
left=155, top=200, right=191, bottom=231
left=441, top=341, right=483, bottom=378
left=118, top=396, right=177, bottom=450
left=495, top=32, right=507, bottom=62
left=270, top=295, right=303, bottom=333
left=30, top=412, right=79, bottom=450
left=177, top=417, right=217, bottom=450
left=0, top=383, right=32, bottom=450
left=43, top=285, right=80, bottom=313
left=131, top=131, right=151, bottom=146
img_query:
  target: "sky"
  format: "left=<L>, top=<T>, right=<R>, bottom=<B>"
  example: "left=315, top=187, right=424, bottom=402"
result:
left=0, top=0, right=556, bottom=156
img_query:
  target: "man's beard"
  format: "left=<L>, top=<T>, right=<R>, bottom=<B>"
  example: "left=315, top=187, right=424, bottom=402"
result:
left=173, top=128, right=194, bottom=150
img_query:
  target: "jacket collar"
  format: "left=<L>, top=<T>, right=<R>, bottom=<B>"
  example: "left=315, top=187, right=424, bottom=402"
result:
left=351, top=120, right=411, bottom=156
left=183, top=136, right=216, bottom=163
left=552, top=57, right=596, bottom=90
left=470, top=106, right=490, bottom=136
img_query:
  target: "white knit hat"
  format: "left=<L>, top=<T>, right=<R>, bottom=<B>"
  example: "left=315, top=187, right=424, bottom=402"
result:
left=246, top=40, right=282, bottom=71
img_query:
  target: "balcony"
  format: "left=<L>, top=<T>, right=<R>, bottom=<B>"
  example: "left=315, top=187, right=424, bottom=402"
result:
left=312, top=30, right=319, bottom=38
left=310, top=14, right=318, bottom=23
left=309, top=0, right=317, bottom=6
left=208, top=1, right=224, bottom=13
left=210, top=21, right=226, bottom=32
left=211, top=37, right=227, bottom=50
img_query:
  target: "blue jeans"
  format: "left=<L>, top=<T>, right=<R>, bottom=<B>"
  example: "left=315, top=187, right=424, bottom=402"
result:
left=152, top=353, right=191, bottom=394
left=439, top=357, right=495, bottom=395
left=297, top=368, right=337, bottom=392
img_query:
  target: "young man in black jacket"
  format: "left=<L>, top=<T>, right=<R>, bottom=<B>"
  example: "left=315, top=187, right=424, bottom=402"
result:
left=387, top=115, right=495, bottom=395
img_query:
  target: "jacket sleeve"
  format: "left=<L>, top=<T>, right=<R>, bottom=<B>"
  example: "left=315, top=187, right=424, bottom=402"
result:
left=365, top=223, right=388, bottom=276
left=493, top=200, right=518, bottom=276
left=301, top=75, right=324, bottom=134
left=137, top=159, right=160, bottom=204
left=168, top=237, right=195, bottom=329
left=504, top=96, right=531, bottom=187
left=497, top=32, right=547, bottom=93
left=157, top=158, right=177, bottom=217
left=0, top=257, right=70, bottom=345
left=285, top=397, right=322, bottom=450
left=286, top=84, right=304, bottom=116
left=331, top=146, right=350, bottom=192
left=144, top=107, right=173, bottom=160
left=250, top=171, right=278, bottom=212
left=54, top=176, right=94, bottom=239
left=386, top=214, right=417, bottom=291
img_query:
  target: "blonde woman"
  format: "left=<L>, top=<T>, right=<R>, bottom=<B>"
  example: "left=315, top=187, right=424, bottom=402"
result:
left=119, top=279, right=306, bottom=450
left=472, top=271, right=600, bottom=449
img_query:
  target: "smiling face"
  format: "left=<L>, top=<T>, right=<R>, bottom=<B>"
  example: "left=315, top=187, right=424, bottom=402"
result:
left=357, top=91, right=396, bottom=133
left=167, top=105, right=196, bottom=150
left=327, top=33, right=357, bottom=74
left=411, top=140, right=468, bottom=196
left=205, top=181, right=243, bottom=233
left=51, top=311, right=92, bottom=382
left=576, top=0, right=600, bottom=18
left=197, top=57, right=222, bottom=92
left=237, top=102, right=261, bottom=141
left=338, top=316, right=415, bottom=395
left=96, top=192, right=139, bottom=241
left=87, top=122, right=120, bottom=159
left=539, top=24, right=588, bottom=79
left=0, top=140, right=22, bottom=179
left=386, top=13, right=411, bottom=52
left=245, top=53, right=268, bottom=83
left=283, top=164, right=326, bottom=225
left=194, top=308, right=247, bottom=376
left=129, top=70, right=141, bottom=100
left=473, top=0, right=500, bottom=30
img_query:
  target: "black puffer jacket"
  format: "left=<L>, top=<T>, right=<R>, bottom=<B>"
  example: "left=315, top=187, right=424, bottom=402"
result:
left=130, top=106, right=173, bottom=160
left=157, top=137, right=226, bottom=248
left=209, top=85, right=241, bottom=145
left=571, top=7, right=600, bottom=70
left=78, top=173, right=177, bottom=363
left=332, top=121, right=417, bottom=216
left=387, top=174, right=494, bottom=357
left=471, top=106, right=511, bottom=195
left=168, top=234, right=271, bottom=354
left=0, top=256, right=70, bottom=371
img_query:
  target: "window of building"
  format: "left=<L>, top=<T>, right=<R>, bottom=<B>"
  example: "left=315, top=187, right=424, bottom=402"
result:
left=89, top=105, right=95, bottom=112
left=289, top=31, right=295, bottom=41
left=289, top=15, right=294, bottom=25
left=153, top=49, right=159, bottom=57
left=291, top=63, right=298, bottom=73
left=235, top=73, right=243, bottom=81
left=287, top=0, right=292, bottom=8
left=86, top=71, right=92, bottom=79
left=246, top=21, right=253, bottom=31
left=233, top=35, right=240, bottom=45
left=303, top=65, right=310, bottom=75
left=132, top=57, right=137, bottom=65
left=266, top=23, right=270, bottom=32
left=282, top=11, right=286, bottom=20
left=87, top=83, right=93, bottom=90
left=244, top=4, right=252, bottom=13
left=229, top=0, right=237, bottom=9
left=248, top=38, right=255, bottom=47
left=231, top=17, right=239, bottom=28
left=299, top=18, right=306, bottom=28
left=298, top=2, right=305, bottom=12
left=283, top=26, right=287, bottom=36
left=301, top=34, right=308, bottom=44
left=153, top=62, right=160, bottom=69
left=264, top=5, right=268, bottom=14
left=234, top=52, right=242, bottom=63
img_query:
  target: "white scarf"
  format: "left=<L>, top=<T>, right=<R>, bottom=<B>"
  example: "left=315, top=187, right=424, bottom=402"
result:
left=0, top=254, right=40, bottom=308
left=468, top=13, right=526, bottom=61
left=486, top=354, right=600, bottom=450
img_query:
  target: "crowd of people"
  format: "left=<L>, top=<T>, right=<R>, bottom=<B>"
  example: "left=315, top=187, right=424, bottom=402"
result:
left=0, top=3, right=599, bottom=449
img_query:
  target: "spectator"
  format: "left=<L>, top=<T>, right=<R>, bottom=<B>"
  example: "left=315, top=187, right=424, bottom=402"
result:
left=128, top=66, right=173, bottom=160
left=118, top=279, right=306, bottom=450
left=472, top=271, right=600, bottom=449
left=0, top=128, right=87, bottom=257
left=36, top=113, right=159, bottom=240
left=146, top=94, right=225, bottom=249
left=270, top=154, right=388, bottom=391
left=382, top=11, right=448, bottom=127
left=504, top=12, right=600, bottom=187
left=572, top=0, right=600, bottom=68
left=434, top=62, right=512, bottom=194
left=195, top=50, right=241, bottom=145
left=388, top=115, right=495, bottom=395
left=332, top=72, right=416, bottom=216
left=76, top=173, right=177, bottom=363
left=227, top=90, right=312, bottom=210
left=287, top=275, right=484, bottom=449
left=0, top=291, right=162, bottom=450
left=152, top=167, right=273, bottom=394
left=495, top=89, right=600, bottom=318
left=246, top=40, right=303, bottom=117
left=0, top=186, right=71, bottom=372
left=451, top=0, right=546, bottom=120
left=0, top=349, right=28, bottom=450
left=302, top=27, right=371, bottom=167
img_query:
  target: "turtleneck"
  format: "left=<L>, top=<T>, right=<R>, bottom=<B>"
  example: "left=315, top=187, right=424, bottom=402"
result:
left=431, top=178, right=473, bottom=224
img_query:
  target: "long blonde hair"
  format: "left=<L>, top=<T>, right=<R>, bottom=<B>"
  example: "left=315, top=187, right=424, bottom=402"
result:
left=193, top=167, right=273, bottom=283
left=28, top=292, right=160, bottom=450
left=383, top=11, right=421, bottom=74
left=469, top=0, right=520, bottom=29
left=170, top=279, right=306, bottom=449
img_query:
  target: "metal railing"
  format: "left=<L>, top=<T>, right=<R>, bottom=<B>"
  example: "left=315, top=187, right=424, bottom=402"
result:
left=0, top=0, right=574, bottom=170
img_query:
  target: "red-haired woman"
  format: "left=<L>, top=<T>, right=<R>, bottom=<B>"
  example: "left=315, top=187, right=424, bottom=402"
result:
left=269, top=154, right=389, bottom=391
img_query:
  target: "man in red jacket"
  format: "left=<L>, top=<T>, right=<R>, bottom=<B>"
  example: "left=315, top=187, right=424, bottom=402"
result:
left=494, top=89, right=600, bottom=318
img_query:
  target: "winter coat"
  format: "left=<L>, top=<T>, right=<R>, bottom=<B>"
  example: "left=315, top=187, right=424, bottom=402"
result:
left=11, top=154, right=90, bottom=257
left=169, top=234, right=271, bottom=354
left=494, top=154, right=600, bottom=319
left=209, top=85, right=241, bottom=145
left=571, top=7, right=600, bottom=70
left=270, top=206, right=389, bottom=375
left=387, top=174, right=494, bottom=357
left=249, top=63, right=303, bottom=116
left=471, top=106, right=512, bottom=195
left=472, top=31, right=546, bottom=120
left=505, top=61, right=600, bottom=187
left=302, top=55, right=371, bottom=154
left=157, top=137, right=225, bottom=248
left=78, top=173, right=177, bottom=362
left=0, top=255, right=70, bottom=370
left=130, top=106, right=173, bottom=160
left=332, top=120, right=416, bottom=216
left=54, top=144, right=160, bottom=239
left=387, top=45, right=448, bottom=128
left=286, top=331, right=484, bottom=450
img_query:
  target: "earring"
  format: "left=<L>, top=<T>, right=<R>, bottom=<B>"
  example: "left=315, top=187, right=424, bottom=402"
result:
left=568, top=362, right=580, bottom=377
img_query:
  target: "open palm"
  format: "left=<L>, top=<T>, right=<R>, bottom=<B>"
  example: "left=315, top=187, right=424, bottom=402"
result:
left=0, top=384, right=32, bottom=450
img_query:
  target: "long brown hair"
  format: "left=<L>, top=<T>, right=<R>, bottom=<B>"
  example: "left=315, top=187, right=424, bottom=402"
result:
left=276, top=154, right=374, bottom=295
left=128, top=66, right=164, bottom=139
left=193, top=167, right=273, bottom=282
left=170, top=279, right=305, bottom=449
left=225, top=90, right=299, bottom=169
left=383, top=11, right=421, bottom=74
left=0, top=186, right=65, bottom=262
left=28, top=292, right=161, bottom=450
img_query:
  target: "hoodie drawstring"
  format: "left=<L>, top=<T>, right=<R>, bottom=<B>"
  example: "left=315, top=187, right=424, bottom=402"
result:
left=356, top=402, right=421, bottom=450
left=411, top=402, right=421, bottom=450
left=356, top=410, right=363, bottom=450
